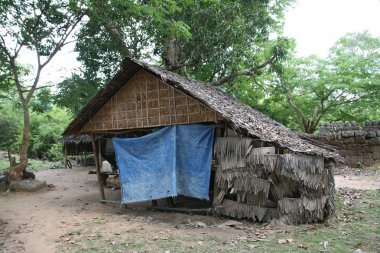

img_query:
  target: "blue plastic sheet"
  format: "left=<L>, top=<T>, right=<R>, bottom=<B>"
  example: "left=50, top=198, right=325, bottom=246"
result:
left=113, top=124, right=215, bottom=204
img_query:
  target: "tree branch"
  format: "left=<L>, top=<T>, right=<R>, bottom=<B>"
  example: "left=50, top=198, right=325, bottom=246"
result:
left=25, top=10, right=86, bottom=103
left=209, top=54, right=277, bottom=86
left=14, top=1, right=47, bottom=58
left=21, top=84, right=53, bottom=93
left=9, top=57, right=26, bottom=105
left=25, top=50, right=42, bottom=103
left=284, top=88, right=309, bottom=130
left=40, top=12, right=85, bottom=69
left=89, top=0, right=132, bottom=58
left=0, top=35, right=12, bottom=60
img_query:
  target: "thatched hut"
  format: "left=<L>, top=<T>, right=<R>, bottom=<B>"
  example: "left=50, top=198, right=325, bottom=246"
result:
left=63, top=57, right=341, bottom=224
left=61, top=134, right=94, bottom=167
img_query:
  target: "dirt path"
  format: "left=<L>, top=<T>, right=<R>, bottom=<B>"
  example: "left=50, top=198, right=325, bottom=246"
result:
left=335, top=165, right=380, bottom=190
left=0, top=167, right=107, bottom=252
left=335, top=174, right=380, bottom=190
left=0, top=166, right=379, bottom=252
left=0, top=167, right=244, bottom=253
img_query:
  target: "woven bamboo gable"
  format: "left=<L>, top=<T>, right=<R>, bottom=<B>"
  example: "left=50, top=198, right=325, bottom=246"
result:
left=82, top=70, right=221, bottom=132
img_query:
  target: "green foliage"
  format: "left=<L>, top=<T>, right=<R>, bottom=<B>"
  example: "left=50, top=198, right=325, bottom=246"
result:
left=75, top=0, right=294, bottom=83
left=30, top=88, right=53, bottom=113
left=325, top=31, right=380, bottom=122
left=0, top=64, right=12, bottom=93
left=55, top=74, right=99, bottom=115
left=230, top=32, right=380, bottom=133
left=0, top=90, right=23, bottom=150
left=0, top=153, right=55, bottom=171
left=0, top=87, right=70, bottom=159
left=0, top=0, right=84, bottom=58
left=47, top=142, right=64, bottom=161
left=76, top=0, right=192, bottom=80
left=29, top=106, right=71, bottom=159
left=0, top=117, right=18, bottom=150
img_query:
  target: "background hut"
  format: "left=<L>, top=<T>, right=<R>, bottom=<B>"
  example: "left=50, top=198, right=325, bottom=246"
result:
left=61, top=134, right=94, bottom=167
left=63, top=57, right=342, bottom=224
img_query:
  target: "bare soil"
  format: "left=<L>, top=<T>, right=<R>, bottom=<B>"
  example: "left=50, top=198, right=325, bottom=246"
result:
left=0, top=165, right=379, bottom=253
left=0, top=167, right=257, bottom=253
left=335, top=165, right=380, bottom=190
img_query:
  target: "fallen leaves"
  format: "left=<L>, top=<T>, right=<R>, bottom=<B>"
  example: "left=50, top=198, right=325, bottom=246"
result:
left=246, top=244, right=256, bottom=249
left=278, top=238, right=293, bottom=244
left=323, top=240, right=329, bottom=249
left=297, top=243, right=308, bottom=249
left=218, top=220, right=243, bottom=228
left=186, top=220, right=207, bottom=228
left=152, top=232, right=169, bottom=241
left=255, top=231, right=266, bottom=239
left=58, top=235, right=77, bottom=245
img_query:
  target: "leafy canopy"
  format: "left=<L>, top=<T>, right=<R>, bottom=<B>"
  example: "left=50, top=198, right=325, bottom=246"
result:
left=232, top=31, right=380, bottom=133
left=55, top=74, right=99, bottom=115
left=75, top=0, right=293, bottom=82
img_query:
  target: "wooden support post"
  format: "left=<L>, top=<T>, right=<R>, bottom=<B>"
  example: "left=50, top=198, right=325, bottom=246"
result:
left=212, top=127, right=223, bottom=207
left=84, top=145, right=87, bottom=166
left=75, top=145, right=78, bottom=166
left=64, top=143, right=68, bottom=169
left=213, top=169, right=219, bottom=205
left=91, top=133, right=105, bottom=201
left=98, top=139, right=102, bottom=169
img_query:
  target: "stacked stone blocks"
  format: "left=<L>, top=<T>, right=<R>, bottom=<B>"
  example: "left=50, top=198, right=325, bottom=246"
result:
left=316, top=120, right=380, bottom=166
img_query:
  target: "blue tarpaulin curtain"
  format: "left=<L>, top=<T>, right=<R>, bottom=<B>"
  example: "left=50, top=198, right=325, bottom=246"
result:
left=113, top=124, right=215, bottom=204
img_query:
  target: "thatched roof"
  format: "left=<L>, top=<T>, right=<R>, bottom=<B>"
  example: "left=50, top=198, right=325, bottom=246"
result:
left=61, top=134, right=92, bottom=144
left=63, top=57, right=342, bottom=162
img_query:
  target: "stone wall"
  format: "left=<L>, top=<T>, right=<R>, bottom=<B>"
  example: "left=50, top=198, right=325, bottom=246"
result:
left=315, top=120, right=380, bottom=166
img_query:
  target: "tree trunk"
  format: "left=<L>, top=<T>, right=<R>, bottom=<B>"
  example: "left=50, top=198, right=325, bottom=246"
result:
left=304, top=124, right=317, bottom=134
left=8, top=103, right=30, bottom=182
left=165, top=35, right=177, bottom=69
left=7, top=149, right=17, bottom=167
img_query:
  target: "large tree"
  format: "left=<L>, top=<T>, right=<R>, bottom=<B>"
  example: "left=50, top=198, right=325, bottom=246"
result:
left=0, top=0, right=85, bottom=181
left=75, top=0, right=293, bottom=84
left=243, top=32, right=380, bottom=133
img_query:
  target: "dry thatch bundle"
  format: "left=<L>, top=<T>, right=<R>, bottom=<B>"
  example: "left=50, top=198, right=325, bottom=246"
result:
left=216, top=169, right=270, bottom=195
left=214, top=137, right=252, bottom=170
left=217, top=199, right=278, bottom=221
left=277, top=196, right=328, bottom=224
left=278, top=154, right=324, bottom=189
left=213, top=136, right=335, bottom=224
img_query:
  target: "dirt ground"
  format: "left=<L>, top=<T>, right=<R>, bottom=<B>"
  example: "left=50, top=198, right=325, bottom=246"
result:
left=0, top=165, right=379, bottom=253
left=335, top=166, right=380, bottom=190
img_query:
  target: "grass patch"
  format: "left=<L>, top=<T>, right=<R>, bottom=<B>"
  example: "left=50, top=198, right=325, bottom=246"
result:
left=0, top=153, right=57, bottom=172
left=58, top=233, right=222, bottom=253
left=367, top=162, right=380, bottom=174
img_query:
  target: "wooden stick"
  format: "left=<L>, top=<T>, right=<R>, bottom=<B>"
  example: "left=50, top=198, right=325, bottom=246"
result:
left=99, top=199, right=120, bottom=204
left=64, top=143, right=68, bottom=169
left=213, top=127, right=223, bottom=207
left=91, top=133, right=105, bottom=201
left=150, top=206, right=210, bottom=213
